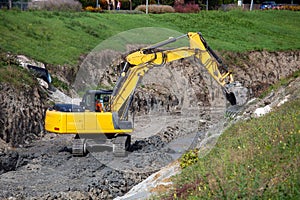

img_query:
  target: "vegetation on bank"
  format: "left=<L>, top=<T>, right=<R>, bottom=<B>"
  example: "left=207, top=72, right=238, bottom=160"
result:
left=0, top=51, right=37, bottom=87
left=260, top=69, right=300, bottom=99
left=0, top=10, right=299, bottom=66
left=162, top=97, right=300, bottom=199
left=172, top=69, right=300, bottom=199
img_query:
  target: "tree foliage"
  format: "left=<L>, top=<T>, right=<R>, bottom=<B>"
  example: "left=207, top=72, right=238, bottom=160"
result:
left=78, top=0, right=97, bottom=8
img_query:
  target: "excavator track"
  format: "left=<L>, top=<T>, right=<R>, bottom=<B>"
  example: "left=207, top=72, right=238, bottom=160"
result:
left=72, top=138, right=87, bottom=156
left=113, top=135, right=131, bottom=157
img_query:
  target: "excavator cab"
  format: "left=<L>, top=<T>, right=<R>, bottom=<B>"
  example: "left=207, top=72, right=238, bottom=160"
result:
left=80, top=89, right=113, bottom=112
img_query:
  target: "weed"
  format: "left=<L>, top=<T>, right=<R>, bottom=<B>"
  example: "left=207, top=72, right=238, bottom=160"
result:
left=51, top=76, right=69, bottom=91
left=179, top=149, right=199, bottom=169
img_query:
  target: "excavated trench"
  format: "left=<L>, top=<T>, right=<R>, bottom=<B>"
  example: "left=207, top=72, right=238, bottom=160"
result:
left=0, top=50, right=299, bottom=199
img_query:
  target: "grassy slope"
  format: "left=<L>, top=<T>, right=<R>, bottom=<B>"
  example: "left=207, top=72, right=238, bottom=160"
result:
left=152, top=11, right=300, bottom=51
left=165, top=98, right=300, bottom=199
left=0, top=52, right=37, bottom=88
left=0, top=10, right=299, bottom=65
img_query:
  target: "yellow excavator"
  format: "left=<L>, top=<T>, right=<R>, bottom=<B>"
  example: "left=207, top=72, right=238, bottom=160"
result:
left=45, top=32, right=248, bottom=156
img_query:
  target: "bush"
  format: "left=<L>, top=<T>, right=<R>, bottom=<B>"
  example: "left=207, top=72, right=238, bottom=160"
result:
left=99, top=0, right=108, bottom=10
left=281, top=5, right=300, bottom=11
left=103, top=10, right=144, bottom=14
left=135, top=4, right=175, bottom=14
left=29, top=0, right=82, bottom=11
left=174, top=3, right=200, bottom=13
left=180, top=149, right=199, bottom=169
left=84, top=6, right=103, bottom=12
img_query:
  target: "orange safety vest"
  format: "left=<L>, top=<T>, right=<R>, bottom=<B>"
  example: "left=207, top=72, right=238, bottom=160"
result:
left=96, top=102, right=103, bottom=112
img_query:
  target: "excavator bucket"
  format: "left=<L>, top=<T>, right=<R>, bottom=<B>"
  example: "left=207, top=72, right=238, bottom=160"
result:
left=224, top=82, right=249, bottom=106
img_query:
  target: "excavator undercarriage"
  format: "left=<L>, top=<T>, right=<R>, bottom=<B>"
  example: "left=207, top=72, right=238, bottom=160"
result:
left=72, top=133, right=131, bottom=157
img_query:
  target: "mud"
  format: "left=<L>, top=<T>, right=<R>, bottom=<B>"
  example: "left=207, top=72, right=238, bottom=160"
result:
left=0, top=133, right=151, bottom=199
left=0, top=128, right=202, bottom=199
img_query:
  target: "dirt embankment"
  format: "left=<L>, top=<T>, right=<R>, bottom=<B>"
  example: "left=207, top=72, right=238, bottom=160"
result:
left=225, top=51, right=300, bottom=97
left=0, top=50, right=299, bottom=199
left=0, top=83, right=47, bottom=148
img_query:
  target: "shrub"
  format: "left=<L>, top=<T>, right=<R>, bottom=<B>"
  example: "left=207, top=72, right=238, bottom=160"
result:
left=179, top=149, right=199, bottom=169
left=103, top=10, right=144, bottom=14
left=281, top=5, right=300, bottom=11
left=100, top=0, right=108, bottom=10
left=84, top=6, right=103, bottom=12
left=135, top=4, right=175, bottom=14
left=29, top=0, right=82, bottom=11
left=174, top=2, right=200, bottom=13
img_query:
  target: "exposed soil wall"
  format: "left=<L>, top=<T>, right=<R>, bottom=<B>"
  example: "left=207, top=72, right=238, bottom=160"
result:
left=225, top=51, right=300, bottom=97
left=0, top=83, right=47, bottom=147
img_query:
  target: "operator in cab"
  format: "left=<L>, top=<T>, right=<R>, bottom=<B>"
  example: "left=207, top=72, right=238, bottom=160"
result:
left=95, top=100, right=103, bottom=112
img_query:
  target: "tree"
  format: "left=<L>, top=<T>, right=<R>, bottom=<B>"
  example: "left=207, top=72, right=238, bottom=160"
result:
left=78, top=0, right=97, bottom=7
left=160, top=0, right=176, bottom=6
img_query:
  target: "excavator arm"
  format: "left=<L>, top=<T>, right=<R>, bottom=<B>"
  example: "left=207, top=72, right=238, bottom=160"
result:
left=110, top=32, right=247, bottom=120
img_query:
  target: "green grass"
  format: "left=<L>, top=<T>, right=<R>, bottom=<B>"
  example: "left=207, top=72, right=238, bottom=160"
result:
left=0, top=52, right=37, bottom=88
left=0, top=10, right=170, bottom=65
left=163, top=98, right=300, bottom=199
left=0, top=10, right=299, bottom=66
left=153, top=10, right=300, bottom=51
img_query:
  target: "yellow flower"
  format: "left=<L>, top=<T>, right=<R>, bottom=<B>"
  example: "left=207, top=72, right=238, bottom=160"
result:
left=173, top=193, right=177, bottom=199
